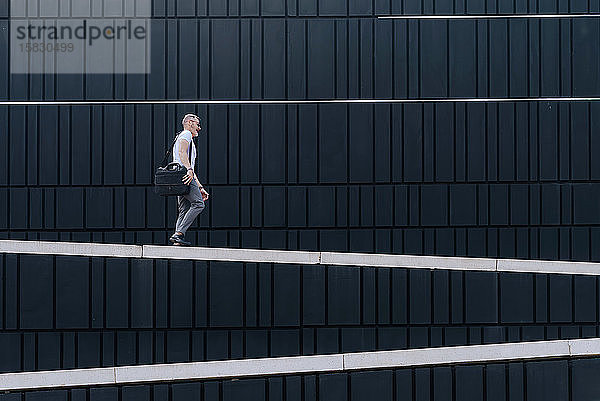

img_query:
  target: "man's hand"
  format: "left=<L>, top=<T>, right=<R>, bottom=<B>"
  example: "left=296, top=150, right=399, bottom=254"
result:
left=182, top=169, right=194, bottom=185
left=200, top=188, right=210, bottom=201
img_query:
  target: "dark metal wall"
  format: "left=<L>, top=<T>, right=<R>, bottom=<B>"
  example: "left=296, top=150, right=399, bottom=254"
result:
left=1, top=0, right=600, bottom=259
left=1, top=253, right=599, bottom=373
left=2, top=3, right=600, bottom=398
left=1, top=358, right=599, bottom=401
left=2, top=15, right=600, bottom=98
left=1, top=0, right=600, bottom=17
left=2, top=103, right=600, bottom=260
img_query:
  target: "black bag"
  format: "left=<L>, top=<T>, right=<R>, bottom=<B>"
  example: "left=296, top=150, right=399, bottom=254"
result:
left=154, top=133, right=192, bottom=197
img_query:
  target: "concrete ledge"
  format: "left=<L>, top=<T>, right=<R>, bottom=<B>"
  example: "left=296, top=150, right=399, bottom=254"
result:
left=0, top=367, right=114, bottom=391
left=142, top=245, right=320, bottom=265
left=568, top=338, right=600, bottom=356
left=0, top=240, right=142, bottom=258
left=497, top=258, right=600, bottom=276
left=115, top=354, right=343, bottom=384
left=342, top=340, right=572, bottom=370
left=2, top=240, right=600, bottom=276
left=321, top=252, right=496, bottom=271
left=1, top=339, right=599, bottom=391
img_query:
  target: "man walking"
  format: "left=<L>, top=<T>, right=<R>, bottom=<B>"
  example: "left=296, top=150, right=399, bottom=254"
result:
left=169, top=113, right=209, bottom=246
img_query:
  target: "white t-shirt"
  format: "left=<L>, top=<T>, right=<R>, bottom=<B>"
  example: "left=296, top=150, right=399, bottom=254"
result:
left=172, top=130, right=197, bottom=171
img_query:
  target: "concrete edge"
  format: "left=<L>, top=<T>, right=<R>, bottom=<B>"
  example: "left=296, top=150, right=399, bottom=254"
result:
left=114, top=354, right=344, bottom=384
left=321, top=252, right=496, bottom=271
left=141, top=245, right=321, bottom=265
left=496, top=258, right=600, bottom=276
left=568, top=338, right=600, bottom=356
left=0, top=240, right=142, bottom=258
left=0, top=367, right=115, bottom=392
left=2, top=339, right=600, bottom=391
left=1, top=240, right=600, bottom=276
left=342, top=340, right=574, bottom=370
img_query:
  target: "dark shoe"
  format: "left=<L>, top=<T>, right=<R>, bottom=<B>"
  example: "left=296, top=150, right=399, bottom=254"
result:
left=169, top=233, right=191, bottom=246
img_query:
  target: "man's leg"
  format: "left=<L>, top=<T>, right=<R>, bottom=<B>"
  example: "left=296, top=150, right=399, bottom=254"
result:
left=175, top=195, right=191, bottom=235
left=175, top=183, right=205, bottom=236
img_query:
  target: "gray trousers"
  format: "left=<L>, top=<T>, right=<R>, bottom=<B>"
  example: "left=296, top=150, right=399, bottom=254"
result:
left=175, top=182, right=205, bottom=235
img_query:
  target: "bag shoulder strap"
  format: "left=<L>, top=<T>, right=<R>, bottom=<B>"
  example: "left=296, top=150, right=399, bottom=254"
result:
left=160, top=132, right=181, bottom=167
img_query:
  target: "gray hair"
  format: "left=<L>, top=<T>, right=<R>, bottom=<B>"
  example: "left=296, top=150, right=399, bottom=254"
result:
left=181, top=113, right=200, bottom=127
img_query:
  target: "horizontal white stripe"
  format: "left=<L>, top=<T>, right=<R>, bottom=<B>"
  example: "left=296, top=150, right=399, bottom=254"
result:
left=8, top=13, right=598, bottom=19
left=1, top=97, right=600, bottom=106
left=379, top=13, right=600, bottom=19
left=2, top=239, right=600, bottom=275
left=0, top=338, right=597, bottom=391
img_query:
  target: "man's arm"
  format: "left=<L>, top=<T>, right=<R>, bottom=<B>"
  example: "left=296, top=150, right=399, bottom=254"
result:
left=194, top=174, right=210, bottom=201
left=178, top=139, right=195, bottom=185
left=180, top=139, right=209, bottom=200
left=178, top=139, right=192, bottom=169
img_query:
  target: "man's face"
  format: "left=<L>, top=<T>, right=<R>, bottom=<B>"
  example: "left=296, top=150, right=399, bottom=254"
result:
left=187, top=118, right=201, bottom=136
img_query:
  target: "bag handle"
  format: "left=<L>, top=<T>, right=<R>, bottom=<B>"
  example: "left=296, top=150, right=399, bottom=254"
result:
left=164, top=162, right=185, bottom=171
